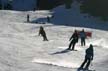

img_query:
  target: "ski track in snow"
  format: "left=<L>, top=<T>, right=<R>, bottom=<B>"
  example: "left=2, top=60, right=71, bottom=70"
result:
left=32, top=58, right=79, bottom=68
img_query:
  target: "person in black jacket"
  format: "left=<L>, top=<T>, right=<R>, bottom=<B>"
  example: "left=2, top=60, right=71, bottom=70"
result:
left=79, top=44, right=94, bottom=70
left=38, top=26, right=48, bottom=41
left=27, top=14, right=30, bottom=22
left=67, top=30, right=79, bottom=50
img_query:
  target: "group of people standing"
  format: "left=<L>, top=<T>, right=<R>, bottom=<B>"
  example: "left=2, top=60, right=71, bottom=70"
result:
left=38, top=26, right=94, bottom=70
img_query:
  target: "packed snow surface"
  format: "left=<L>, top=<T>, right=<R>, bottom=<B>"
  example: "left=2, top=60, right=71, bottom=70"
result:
left=0, top=1, right=108, bottom=71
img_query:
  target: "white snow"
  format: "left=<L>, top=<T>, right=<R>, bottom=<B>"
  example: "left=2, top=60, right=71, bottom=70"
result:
left=0, top=1, right=108, bottom=71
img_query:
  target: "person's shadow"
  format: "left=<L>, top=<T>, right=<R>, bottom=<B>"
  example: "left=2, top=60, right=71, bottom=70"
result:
left=77, top=68, right=83, bottom=71
left=50, top=48, right=72, bottom=55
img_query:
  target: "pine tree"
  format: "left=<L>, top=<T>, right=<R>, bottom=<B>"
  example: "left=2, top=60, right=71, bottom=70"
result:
left=65, top=0, right=73, bottom=9
left=0, top=0, right=1, bottom=9
left=80, top=0, right=108, bottom=20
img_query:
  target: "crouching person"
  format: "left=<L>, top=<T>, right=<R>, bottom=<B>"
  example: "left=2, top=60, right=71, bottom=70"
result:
left=38, top=26, right=48, bottom=41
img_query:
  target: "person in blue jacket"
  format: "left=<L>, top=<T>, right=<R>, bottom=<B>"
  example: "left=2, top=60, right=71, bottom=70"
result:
left=80, top=29, right=86, bottom=46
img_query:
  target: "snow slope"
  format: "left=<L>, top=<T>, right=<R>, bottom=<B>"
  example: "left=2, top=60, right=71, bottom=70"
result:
left=0, top=10, right=52, bottom=23
left=0, top=2, right=108, bottom=71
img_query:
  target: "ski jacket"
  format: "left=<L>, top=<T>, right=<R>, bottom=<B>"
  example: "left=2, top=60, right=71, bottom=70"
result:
left=79, top=31, right=86, bottom=38
left=70, top=32, right=79, bottom=43
left=39, top=27, right=46, bottom=36
left=85, top=45, right=94, bottom=60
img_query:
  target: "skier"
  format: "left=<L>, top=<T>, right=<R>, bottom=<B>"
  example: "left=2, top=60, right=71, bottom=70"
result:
left=47, top=16, right=50, bottom=23
left=79, top=44, right=94, bottom=70
left=80, top=29, right=86, bottom=46
left=27, top=14, right=30, bottom=22
left=67, top=30, right=79, bottom=50
left=38, top=26, right=48, bottom=41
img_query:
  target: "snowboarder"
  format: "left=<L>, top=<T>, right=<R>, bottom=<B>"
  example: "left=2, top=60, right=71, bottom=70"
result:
left=38, top=26, right=48, bottom=41
left=79, top=44, right=94, bottom=70
left=67, top=30, right=79, bottom=50
left=27, top=14, right=30, bottom=22
left=80, top=29, right=86, bottom=46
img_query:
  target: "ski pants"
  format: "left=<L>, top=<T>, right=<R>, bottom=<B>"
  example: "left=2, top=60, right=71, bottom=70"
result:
left=80, top=58, right=91, bottom=69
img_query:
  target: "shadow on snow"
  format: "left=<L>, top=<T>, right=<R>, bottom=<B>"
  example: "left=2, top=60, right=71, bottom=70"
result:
left=51, top=48, right=72, bottom=55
